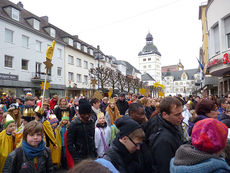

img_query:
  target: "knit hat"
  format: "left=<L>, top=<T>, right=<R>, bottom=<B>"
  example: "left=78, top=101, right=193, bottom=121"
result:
left=4, top=114, right=15, bottom=128
left=49, top=114, right=59, bottom=125
left=115, top=116, right=141, bottom=138
left=79, top=102, right=92, bottom=115
left=192, top=118, right=228, bottom=154
left=8, top=103, right=20, bottom=111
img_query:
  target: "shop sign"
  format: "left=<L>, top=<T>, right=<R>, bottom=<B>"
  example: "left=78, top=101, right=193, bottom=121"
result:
left=207, top=53, right=230, bottom=68
left=0, top=73, right=18, bottom=81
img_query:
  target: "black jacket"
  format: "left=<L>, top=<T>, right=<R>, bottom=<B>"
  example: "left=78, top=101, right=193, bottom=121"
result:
left=100, top=102, right=108, bottom=114
left=116, top=100, right=129, bottom=116
left=145, top=114, right=183, bottom=173
left=67, top=117, right=96, bottom=163
left=103, top=137, right=143, bottom=173
left=3, top=147, right=53, bottom=173
left=53, top=106, right=71, bottom=121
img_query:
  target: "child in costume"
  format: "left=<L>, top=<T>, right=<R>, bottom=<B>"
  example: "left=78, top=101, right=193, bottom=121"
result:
left=34, top=106, right=58, bottom=149
left=49, top=114, right=62, bottom=168
left=7, top=103, right=22, bottom=129
left=15, top=107, right=35, bottom=148
left=95, top=112, right=111, bottom=157
left=0, top=114, right=16, bottom=172
left=59, top=114, right=70, bottom=169
left=3, top=120, right=53, bottom=172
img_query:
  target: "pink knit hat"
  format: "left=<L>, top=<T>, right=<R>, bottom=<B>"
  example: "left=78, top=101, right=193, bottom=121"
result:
left=192, top=118, right=228, bottom=154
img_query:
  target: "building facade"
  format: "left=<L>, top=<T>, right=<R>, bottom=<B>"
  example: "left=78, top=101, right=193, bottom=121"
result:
left=162, top=69, right=200, bottom=97
left=138, top=33, right=162, bottom=83
left=0, top=0, right=65, bottom=97
left=206, top=0, right=230, bottom=96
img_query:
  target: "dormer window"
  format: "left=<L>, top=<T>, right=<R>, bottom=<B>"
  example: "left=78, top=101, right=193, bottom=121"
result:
left=83, top=46, right=87, bottom=53
left=63, top=37, right=73, bottom=46
left=50, top=28, right=55, bottom=37
left=33, top=19, right=40, bottom=30
left=89, top=49, right=94, bottom=56
left=74, top=42, right=81, bottom=49
left=12, top=8, right=19, bottom=21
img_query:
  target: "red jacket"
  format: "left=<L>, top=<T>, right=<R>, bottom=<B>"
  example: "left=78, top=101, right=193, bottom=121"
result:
left=49, top=99, right=57, bottom=110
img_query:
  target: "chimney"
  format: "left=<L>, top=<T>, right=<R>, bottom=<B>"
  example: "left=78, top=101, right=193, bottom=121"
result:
left=97, top=45, right=100, bottom=50
left=73, top=35, right=78, bottom=39
left=40, top=16, right=49, bottom=23
left=17, top=1, right=23, bottom=9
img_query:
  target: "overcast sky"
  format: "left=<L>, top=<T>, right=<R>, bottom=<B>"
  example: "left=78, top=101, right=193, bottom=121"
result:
left=11, top=0, right=204, bottom=70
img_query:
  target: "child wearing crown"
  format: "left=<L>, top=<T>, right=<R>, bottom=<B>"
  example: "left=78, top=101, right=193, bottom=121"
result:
left=0, top=114, right=16, bottom=172
left=95, top=112, right=111, bottom=157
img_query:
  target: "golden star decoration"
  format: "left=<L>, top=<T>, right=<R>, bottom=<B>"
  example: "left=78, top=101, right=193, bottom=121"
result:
left=43, top=59, right=53, bottom=70
left=154, top=82, right=160, bottom=88
left=159, top=91, right=165, bottom=97
left=108, top=88, right=113, bottom=98
left=91, top=79, right=98, bottom=87
left=40, top=82, right=50, bottom=90
left=139, top=88, right=146, bottom=95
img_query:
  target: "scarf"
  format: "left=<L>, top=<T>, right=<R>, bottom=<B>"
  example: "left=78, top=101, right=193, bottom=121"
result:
left=96, top=122, right=107, bottom=128
left=22, top=139, right=45, bottom=159
left=106, top=105, right=120, bottom=125
left=92, top=106, right=100, bottom=115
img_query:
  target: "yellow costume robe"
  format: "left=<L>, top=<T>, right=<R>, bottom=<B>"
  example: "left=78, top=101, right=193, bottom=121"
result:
left=0, top=130, right=14, bottom=172
left=50, top=126, right=61, bottom=167
left=42, top=120, right=60, bottom=166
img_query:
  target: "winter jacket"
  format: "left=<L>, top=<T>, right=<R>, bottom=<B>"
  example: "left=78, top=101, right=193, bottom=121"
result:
left=53, top=106, right=71, bottom=121
left=145, top=114, right=183, bottom=173
left=103, top=137, right=143, bottom=173
left=100, top=102, right=108, bottom=114
left=188, top=114, right=208, bottom=136
left=145, top=106, right=154, bottom=119
left=116, top=100, right=129, bottom=116
left=3, top=147, right=53, bottom=173
left=170, top=144, right=230, bottom=173
left=66, top=117, right=96, bottom=163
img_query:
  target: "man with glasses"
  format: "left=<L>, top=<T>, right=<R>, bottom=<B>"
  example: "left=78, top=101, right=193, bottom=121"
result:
left=145, top=96, right=183, bottom=173
left=103, top=116, right=145, bottom=173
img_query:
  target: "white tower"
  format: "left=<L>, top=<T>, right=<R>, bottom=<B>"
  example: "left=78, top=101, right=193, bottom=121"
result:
left=138, top=33, right=162, bottom=83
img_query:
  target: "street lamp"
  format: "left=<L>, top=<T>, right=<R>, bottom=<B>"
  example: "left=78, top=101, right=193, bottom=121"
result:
left=95, top=45, right=103, bottom=89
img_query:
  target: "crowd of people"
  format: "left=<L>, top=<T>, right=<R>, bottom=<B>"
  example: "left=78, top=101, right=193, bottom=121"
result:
left=0, top=91, right=230, bottom=173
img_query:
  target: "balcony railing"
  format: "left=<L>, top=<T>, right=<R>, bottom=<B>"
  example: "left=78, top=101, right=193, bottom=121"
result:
left=31, top=72, right=51, bottom=83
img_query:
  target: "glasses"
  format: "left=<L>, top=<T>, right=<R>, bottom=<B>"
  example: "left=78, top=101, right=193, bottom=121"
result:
left=127, top=136, right=143, bottom=147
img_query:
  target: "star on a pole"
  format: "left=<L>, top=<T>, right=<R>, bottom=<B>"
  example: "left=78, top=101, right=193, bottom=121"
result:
left=43, top=59, right=53, bottom=70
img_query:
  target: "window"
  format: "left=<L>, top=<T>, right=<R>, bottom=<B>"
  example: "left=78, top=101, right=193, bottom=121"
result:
left=90, top=63, right=94, bottom=69
left=84, top=75, right=88, bottom=84
left=22, top=35, right=29, bottom=48
left=143, top=58, right=146, bottom=62
left=5, top=29, right=13, bottom=43
left=21, top=59, right=28, bottom=70
left=143, top=65, right=146, bottom=69
left=180, top=88, right=183, bottom=92
left=213, top=25, right=220, bottom=53
left=175, top=82, right=178, bottom=85
left=57, top=48, right=62, bottom=58
left=89, top=49, right=94, bottom=56
left=83, top=61, right=88, bottom=69
left=69, top=39, right=73, bottom=46
left=77, top=74, right=81, bottom=83
left=50, top=28, right=56, bottom=37
left=225, top=16, right=230, bottom=49
left=148, top=58, right=151, bottom=61
left=180, top=82, right=183, bottom=85
left=76, top=42, right=81, bottom=49
left=83, top=46, right=87, bottom=53
left=57, top=67, right=62, bottom=76
left=4, top=55, right=13, bottom=68
left=68, top=72, right=74, bottom=81
left=68, top=55, right=74, bottom=65
left=148, top=65, right=151, bottom=68
left=12, top=8, right=19, bottom=21
left=47, top=68, right=52, bottom=76
left=33, top=19, right=40, bottom=30
left=76, top=58, right=81, bottom=67
left=36, top=40, right=41, bottom=52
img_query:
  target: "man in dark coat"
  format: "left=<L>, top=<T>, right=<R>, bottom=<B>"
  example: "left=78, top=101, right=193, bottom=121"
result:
left=67, top=101, right=96, bottom=164
left=103, top=116, right=145, bottom=173
left=145, top=96, right=183, bottom=173
left=116, top=93, right=129, bottom=116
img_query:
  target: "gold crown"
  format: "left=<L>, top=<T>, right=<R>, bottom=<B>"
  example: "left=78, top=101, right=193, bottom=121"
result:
left=34, top=106, right=45, bottom=115
left=23, top=108, right=34, bottom=117
left=109, top=98, right=115, bottom=103
left=62, top=111, right=69, bottom=117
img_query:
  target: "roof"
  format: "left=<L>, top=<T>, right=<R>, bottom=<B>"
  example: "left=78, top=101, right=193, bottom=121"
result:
left=116, top=60, right=141, bottom=75
left=141, top=73, right=155, bottom=81
left=138, top=33, right=161, bottom=56
left=162, top=69, right=200, bottom=81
